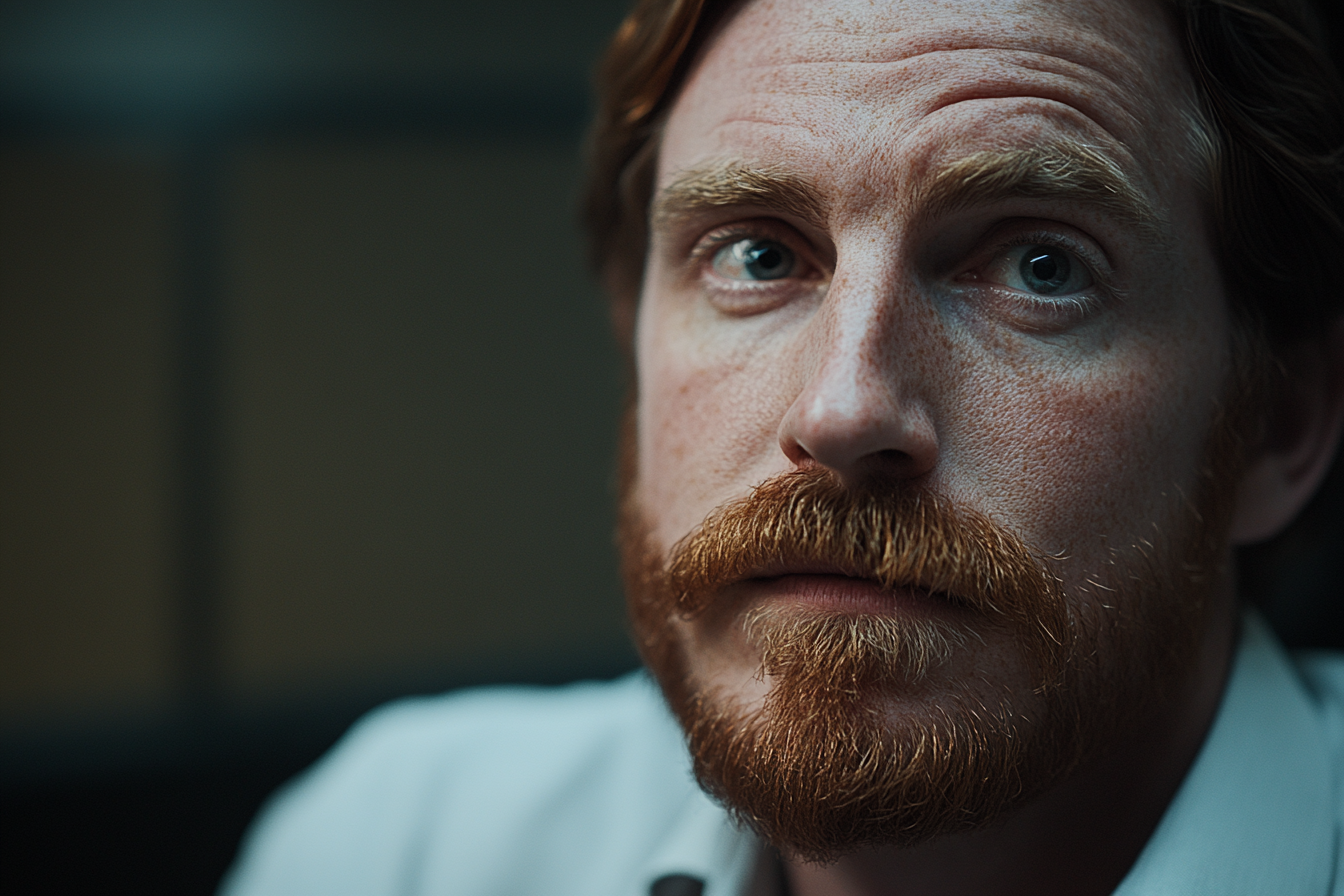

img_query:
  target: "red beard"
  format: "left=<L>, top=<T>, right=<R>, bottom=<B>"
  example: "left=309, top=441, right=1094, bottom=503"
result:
left=621, top=462, right=1232, bottom=861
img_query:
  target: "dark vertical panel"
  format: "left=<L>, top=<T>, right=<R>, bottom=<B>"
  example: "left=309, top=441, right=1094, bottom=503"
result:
left=0, top=148, right=175, bottom=718
left=174, top=141, right=226, bottom=713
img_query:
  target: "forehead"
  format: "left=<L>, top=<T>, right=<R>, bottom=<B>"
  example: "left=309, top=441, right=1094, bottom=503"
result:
left=661, top=0, right=1198, bottom=200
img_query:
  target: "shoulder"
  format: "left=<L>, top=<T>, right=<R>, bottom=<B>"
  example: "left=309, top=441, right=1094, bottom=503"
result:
left=1289, top=649, right=1344, bottom=824
left=321, top=669, right=686, bottom=776
left=223, top=672, right=702, bottom=896
left=1293, top=649, right=1344, bottom=706
left=1291, top=649, right=1344, bottom=762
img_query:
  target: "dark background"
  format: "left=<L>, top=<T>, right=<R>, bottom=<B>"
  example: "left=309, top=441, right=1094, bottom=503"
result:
left=1, top=1, right=1342, bottom=894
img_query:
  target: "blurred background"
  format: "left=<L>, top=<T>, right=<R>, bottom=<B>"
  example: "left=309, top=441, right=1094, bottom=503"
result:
left=1, top=1, right=1342, bottom=893
left=0, top=1, right=634, bottom=892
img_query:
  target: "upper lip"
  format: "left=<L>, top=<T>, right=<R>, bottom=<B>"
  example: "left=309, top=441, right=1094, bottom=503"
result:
left=746, top=561, right=868, bottom=580
left=745, top=563, right=948, bottom=600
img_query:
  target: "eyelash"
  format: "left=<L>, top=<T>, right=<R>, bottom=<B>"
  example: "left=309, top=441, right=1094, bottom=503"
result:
left=691, top=225, right=802, bottom=269
left=1013, top=287, right=1101, bottom=328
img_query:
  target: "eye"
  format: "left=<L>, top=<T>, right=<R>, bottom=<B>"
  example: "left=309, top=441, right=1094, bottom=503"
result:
left=986, top=244, right=1093, bottom=296
left=711, top=238, right=797, bottom=281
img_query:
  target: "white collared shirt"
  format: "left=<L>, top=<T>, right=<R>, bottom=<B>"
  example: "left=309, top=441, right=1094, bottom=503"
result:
left=222, top=613, right=1344, bottom=895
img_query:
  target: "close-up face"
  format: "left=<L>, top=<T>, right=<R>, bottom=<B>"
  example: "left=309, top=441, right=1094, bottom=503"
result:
left=625, top=0, right=1242, bottom=856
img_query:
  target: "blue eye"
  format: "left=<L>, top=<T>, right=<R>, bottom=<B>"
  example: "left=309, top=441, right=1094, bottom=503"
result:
left=1005, top=244, right=1091, bottom=295
left=712, top=238, right=796, bottom=281
left=1020, top=247, right=1071, bottom=294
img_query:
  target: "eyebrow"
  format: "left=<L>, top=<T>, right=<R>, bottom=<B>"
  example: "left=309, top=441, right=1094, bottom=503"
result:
left=651, top=160, right=827, bottom=234
left=920, top=143, right=1167, bottom=244
left=651, top=143, right=1166, bottom=245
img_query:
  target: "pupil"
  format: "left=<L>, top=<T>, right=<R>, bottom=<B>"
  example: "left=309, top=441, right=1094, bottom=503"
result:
left=1021, top=247, right=1069, bottom=294
left=1030, top=254, right=1058, bottom=281
left=744, top=241, right=790, bottom=279
left=753, top=247, right=781, bottom=270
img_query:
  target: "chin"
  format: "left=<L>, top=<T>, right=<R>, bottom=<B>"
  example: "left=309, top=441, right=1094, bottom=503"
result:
left=670, top=610, right=1073, bottom=861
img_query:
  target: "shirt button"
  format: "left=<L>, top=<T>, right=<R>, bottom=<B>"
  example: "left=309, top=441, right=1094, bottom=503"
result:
left=650, top=873, right=706, bottom=896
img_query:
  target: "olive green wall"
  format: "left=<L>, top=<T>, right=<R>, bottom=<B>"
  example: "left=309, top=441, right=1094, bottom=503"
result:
left=1, top=150, right=177, bottom=723
left=0, top=1, right=636, bottom=762
left=224, top=138, right=629, bottom=705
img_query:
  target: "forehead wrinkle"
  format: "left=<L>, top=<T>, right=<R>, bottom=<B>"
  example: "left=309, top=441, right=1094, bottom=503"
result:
left=917, top=143, right=1169, bottom=246
left=697, top=0, right=1199, bottom=155
left=724, top=51, right=1151, bottom=150
left=652, top=159, right=828, bottom=234
left=738, top=46, right=1137, bottom=90
left=721, top=0, right=1177, bottom=95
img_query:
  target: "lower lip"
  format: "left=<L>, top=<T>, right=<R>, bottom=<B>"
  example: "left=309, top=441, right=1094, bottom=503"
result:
left=745, top=574, right=948, bottom=616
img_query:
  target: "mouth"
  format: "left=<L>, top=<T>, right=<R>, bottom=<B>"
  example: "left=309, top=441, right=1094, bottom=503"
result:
left=741, top=566, right=954, bottom=617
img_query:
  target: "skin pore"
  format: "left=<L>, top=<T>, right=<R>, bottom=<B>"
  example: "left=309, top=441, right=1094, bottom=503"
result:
left=628, top=0, right=1256, bottom=893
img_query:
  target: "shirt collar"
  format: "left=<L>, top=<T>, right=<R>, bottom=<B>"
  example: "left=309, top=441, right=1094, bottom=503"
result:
left=636, top=782, right=758, bottom=896
left=1113, top=611, right=1338, bottom=895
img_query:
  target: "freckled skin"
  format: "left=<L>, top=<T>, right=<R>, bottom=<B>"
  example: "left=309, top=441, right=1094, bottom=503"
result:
left=634, top=0, right=1240, bottom=893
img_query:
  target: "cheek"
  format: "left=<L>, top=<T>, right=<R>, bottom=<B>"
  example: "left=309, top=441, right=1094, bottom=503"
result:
left=634, top=309, right=797, bottom=549
left=943, top=335, right=1226, bottom=557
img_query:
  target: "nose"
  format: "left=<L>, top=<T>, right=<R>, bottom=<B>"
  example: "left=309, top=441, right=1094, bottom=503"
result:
left=777, top=301, right=939, bottom=487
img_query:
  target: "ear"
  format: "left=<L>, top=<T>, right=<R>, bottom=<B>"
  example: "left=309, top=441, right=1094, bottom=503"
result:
left=1231, top=316, right=1344, bottom=544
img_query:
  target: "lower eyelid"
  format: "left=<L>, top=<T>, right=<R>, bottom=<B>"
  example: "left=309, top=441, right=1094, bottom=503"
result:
left=985, top=290, right=1104, bottom=333
left=702, top=271, right=830, bottom=314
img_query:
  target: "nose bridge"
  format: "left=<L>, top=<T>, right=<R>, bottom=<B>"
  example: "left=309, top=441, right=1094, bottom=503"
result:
left=810, top=280, right=903, bottom=414
left=779, top=263, right=939, bottom=482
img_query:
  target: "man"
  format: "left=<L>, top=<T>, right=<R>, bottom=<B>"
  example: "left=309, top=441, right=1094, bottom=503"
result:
left=224, top=0, right=1344, bottom=893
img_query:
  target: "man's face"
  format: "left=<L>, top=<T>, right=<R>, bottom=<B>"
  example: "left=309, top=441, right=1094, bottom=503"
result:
left=626, top=0, right=1238, bottom=857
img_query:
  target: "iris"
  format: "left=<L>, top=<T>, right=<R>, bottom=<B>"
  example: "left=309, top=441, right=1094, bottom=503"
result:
left=715, top=239, right=795, bottom=281
left=1020, top=246, right=1072, bottom=295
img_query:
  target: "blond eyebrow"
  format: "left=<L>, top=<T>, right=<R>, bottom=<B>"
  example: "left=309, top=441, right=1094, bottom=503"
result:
left=651, top=160, right=827, bottom=233
left=921, top=143, right=1166, bottom=243
left=652, top=145, right=1165, bottom=245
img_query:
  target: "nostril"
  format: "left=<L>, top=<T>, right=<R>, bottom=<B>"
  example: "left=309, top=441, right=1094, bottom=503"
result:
left=779, top=428, right=816, bottom=467
left=849, top=447, right=923, bottom=483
